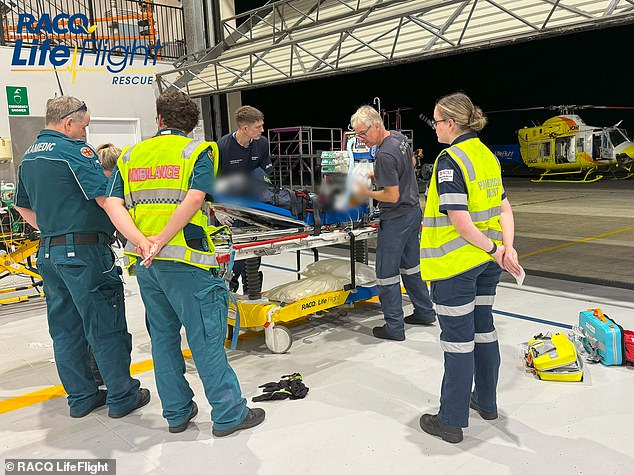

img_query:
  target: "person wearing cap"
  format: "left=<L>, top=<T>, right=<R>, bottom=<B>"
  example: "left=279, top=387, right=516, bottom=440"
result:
left=419, top=92, right=521, bottom=443
left=14, top=96, right=150, bottom=419
left=104, top=91, right=265, bottom=436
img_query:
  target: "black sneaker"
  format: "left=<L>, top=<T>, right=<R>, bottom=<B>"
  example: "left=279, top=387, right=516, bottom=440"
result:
left=212, top=408, right=265, bottom=437
left=372, top=326, right=405, bottom=341
left=404, top=314, right=436, bottom=325
left=419, top=414, right=463, bottom=443
left=108, top=388, right=151, bottom=418
left=70, top=389, right=107, bottom=418
left=469, top=398, right=498, bottom=420
left=169, top=401, right=198, bottom=433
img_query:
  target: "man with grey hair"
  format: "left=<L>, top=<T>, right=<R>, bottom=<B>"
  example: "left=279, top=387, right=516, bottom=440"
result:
left=350, top=105, right=436, bottom=341
left=15, top=96, right=150, bottom=419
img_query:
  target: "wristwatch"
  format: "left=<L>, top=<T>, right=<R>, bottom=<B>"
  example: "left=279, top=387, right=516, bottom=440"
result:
left=486, top=242, right=497, bottom=255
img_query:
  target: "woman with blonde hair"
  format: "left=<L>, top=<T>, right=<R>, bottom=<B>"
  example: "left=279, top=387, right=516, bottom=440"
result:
left=95, top=143, right=121, bottom=177
left=419, top=92, right=521, bottom=443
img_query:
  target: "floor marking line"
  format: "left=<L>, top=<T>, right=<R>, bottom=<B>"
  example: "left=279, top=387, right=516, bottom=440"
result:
left=519, top=226, right=634, bottom=259
left=0, top=349, right=193, bottom=415
left=492, top=309, right=572, bottom=330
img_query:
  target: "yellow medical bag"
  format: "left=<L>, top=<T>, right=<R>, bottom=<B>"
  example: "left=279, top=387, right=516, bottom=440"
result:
left=525, top=332, right=583, bottom=382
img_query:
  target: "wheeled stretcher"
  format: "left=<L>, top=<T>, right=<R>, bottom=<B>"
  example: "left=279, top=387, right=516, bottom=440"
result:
left=211, top=196, right=379, bottom=353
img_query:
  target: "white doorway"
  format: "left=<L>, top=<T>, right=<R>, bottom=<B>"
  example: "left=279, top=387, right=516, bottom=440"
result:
left=87, top=117, right=142, bottom=150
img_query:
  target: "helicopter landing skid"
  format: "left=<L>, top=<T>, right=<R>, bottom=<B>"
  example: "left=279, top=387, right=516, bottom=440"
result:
left=532, top=168, right=603, bottom=183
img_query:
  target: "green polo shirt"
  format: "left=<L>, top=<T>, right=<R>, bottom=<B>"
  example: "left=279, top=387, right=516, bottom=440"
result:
left=15, top=129, right=115, bottom=238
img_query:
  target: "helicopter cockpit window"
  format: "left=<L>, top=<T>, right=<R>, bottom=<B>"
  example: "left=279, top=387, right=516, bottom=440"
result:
left=609, top=129, right=628, bottom=147
left=576, top=138, right=584, bottom=152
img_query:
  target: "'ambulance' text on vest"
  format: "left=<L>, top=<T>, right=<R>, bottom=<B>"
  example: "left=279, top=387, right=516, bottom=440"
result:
left=129, top=165, right=181, bottom=182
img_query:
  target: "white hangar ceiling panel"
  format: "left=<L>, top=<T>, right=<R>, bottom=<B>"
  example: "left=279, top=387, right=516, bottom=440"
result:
left=158, top=0, right=634, bottom=96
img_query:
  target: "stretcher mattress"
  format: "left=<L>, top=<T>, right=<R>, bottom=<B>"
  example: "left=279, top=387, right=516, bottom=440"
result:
left=213, top=194, right=370, bottom=226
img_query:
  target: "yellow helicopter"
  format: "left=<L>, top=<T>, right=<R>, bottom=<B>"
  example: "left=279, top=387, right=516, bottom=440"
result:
left=490, top=105, right=634, bottom=183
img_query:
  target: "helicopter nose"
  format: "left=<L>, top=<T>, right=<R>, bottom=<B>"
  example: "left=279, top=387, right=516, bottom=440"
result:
left=616, top=143, right=634, bottom=162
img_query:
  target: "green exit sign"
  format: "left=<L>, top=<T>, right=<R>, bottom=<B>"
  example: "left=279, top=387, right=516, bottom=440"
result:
left=6, top=86, right=30, bottom=116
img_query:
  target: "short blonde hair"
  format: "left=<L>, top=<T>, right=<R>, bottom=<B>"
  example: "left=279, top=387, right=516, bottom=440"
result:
left=350, top=105, right=383, bottom=129
left=436, top=92, right=488, bottom=132
left=95, top=143, right=122, bottom=172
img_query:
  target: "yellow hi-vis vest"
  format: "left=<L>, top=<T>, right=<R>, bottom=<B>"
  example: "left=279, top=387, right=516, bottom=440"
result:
left=420, top=137, right=503, bottom=281
left=118, top=134, right=221, bottom=270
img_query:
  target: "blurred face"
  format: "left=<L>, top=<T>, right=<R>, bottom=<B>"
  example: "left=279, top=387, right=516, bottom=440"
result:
left=64, top=112, right=90, bottom=140
left=353, top=121, right=379, bottom=147
left=241, top=119, right=264, bottom=140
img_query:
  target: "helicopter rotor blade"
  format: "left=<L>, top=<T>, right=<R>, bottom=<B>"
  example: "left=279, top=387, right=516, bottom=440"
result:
left=574, top=105, right=634, bottom=110
left=488, top=105, right=634, bottom=114
left=487, top=106, right=552, bottom=114
left=418, top=113, right=434, bottom=129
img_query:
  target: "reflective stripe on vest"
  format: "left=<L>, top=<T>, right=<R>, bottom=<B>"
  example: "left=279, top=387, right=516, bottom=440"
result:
left=422, top=207, right=501, bottom=228
left=123, top=188, right=187, bottom=209
left=124, top=241, right=218, bottom=267
left=420, top=137, right=503, bottom=281
left=420, top=229, right=502, bottom=259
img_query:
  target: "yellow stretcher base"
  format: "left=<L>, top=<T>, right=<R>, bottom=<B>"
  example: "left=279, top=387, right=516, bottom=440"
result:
left=228, top=289, right=352, bottom=353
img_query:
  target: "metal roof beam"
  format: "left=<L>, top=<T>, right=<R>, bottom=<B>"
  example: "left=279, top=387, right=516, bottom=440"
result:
left=156, top=0, right=634, bottom=96
left=423, top=1, right=469, bottom=51
left=225, top=0, right=328, bottom=88
left=309, top=0, right=386, bottom=73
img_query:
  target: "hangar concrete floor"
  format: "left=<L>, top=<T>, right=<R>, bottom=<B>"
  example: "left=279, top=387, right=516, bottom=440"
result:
left=501, top=177, right=634, bottom=289
left=1, top=178, right=633, bottom=474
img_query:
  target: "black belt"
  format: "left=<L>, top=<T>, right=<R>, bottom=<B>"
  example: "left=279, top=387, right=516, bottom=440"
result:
left=40, top=233, right=105, bottom=247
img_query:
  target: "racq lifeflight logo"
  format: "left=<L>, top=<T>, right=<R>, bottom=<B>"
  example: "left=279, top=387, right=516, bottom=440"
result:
left=11, top=12, right=162, bottom=85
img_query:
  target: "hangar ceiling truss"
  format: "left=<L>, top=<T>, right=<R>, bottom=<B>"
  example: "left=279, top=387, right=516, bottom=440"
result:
left=156, top=0, right=634, bottom=96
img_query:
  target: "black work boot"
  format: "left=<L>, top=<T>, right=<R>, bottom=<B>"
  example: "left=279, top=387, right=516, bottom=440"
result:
left=404, top=313, right=436, bottom=325
left=419, top=414, right=463, bottom=443
left=469, top=397, right=498, bottom=420
left=372, top=325, right=405, bottom=341
left=108, top=388, right=151, bottom=418
left=169, top=401, right=198, bottom=433
left=212, top=408, right=265, bottom=437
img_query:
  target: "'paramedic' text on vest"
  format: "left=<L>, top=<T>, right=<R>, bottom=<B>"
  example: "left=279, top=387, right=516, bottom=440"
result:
left=478, top=177, right=502, bottom=197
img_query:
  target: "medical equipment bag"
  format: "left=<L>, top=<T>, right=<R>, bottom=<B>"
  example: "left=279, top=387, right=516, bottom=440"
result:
left=578, top=309, right=624, bottom=366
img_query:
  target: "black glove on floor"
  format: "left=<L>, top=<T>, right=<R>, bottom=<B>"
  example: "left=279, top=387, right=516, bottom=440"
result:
left=252, top=373, right=309, bottom=402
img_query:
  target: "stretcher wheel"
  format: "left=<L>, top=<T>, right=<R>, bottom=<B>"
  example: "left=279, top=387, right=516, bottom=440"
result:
left=265, top=324, right=293, bottom=354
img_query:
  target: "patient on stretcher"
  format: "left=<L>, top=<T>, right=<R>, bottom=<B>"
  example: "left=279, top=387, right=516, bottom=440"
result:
left=213, top=168, right=372, bottom=232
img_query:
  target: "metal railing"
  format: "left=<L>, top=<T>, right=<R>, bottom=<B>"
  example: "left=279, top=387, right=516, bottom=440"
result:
left=269, top=126, right=343, bottom=191
left=1, top=0, right=186, bottom=60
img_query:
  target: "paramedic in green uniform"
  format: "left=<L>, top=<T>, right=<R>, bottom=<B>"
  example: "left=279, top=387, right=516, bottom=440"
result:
left=15, top=96, right=150, bottom=419
left=104, top=91, right=265, bottom=436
